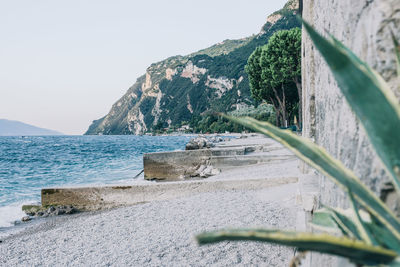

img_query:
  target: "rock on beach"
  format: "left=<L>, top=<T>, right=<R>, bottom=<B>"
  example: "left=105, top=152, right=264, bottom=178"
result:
left=21, top=204, right=78, bottom=221
left=185, top=135, right=226, bottom=150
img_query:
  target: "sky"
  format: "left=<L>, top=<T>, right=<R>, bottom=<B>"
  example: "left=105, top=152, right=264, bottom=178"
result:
left=0, top=0, right=287, bottom=135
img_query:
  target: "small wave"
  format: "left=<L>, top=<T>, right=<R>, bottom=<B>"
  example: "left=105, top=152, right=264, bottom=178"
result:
left=1, top=135, right=189, bottom=233
left=0, top=200, right=35, bottom=228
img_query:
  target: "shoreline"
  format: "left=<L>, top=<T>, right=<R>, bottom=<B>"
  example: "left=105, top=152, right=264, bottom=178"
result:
left=1, top=183, right=300, bottom=266
left=0, top=134, right=196, bottom=230
left=1, top=134, right=309, bottom=265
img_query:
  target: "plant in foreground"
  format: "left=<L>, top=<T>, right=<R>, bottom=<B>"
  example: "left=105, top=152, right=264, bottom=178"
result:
left=196, top=20, right=400, bottom=266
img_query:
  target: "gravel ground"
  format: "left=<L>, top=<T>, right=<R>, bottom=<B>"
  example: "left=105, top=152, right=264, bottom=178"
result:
left=0, top=183, right=299, bottom=266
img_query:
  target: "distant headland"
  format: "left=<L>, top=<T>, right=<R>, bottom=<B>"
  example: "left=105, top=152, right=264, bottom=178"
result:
left=0, top=119, right=63, bottom=136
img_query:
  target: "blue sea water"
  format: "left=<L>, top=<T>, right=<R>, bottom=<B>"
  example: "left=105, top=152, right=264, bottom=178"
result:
left=0, top=135, right=193, bottom=228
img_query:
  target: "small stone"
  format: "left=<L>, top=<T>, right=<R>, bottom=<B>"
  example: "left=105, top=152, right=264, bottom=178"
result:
left=210, top=168, right=221, bottom=175
left=54, top=208, right=65, bottom=216
left=186, top=137, right=213, bottom=150
left=197, top=165, right=206, bottom=173
left=206, top=142, right=215, bottom=148
left=47, top=206, right=55, bottom=214
left=21, top=216, right=31, bottom=222
left=199, top=165, right=220, bottom=178
left=36, top=211, right=44, bottom=216
left=22, top=204, right=41, bottom=215
left=203, top=165, right=213, bottom=174
left=185, top=142, right=198, bottom=150
left=65, top=207, right=76, bottom=214
left=198, top=139, right=206, bottom=148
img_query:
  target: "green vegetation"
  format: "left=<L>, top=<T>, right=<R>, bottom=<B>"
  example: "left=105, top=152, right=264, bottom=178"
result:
left=189, top=38, right=252, bottom=58
left=187, top=104, right=275, bottom=134
left=85, top=2, right=301, bottom=135
left=228, top=103, right=275, bottom=118
left=197, top=20, right=400, bottom=266
left=246, top=28, right=301, bottom=128
left=144, top=10, right=300, bottom=134
left=190, top=114, right=245, bottom=134
left=141, top=97, right=157, bottom=127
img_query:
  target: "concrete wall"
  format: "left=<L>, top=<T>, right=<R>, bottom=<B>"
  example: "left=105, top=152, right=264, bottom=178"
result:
left=143, top=141, right=295, bottom=181
left=302, top=0, right=400, bottom=265
left=143, top=148, right=247, bottom=180
left=41, top=177, right=298, bottom=211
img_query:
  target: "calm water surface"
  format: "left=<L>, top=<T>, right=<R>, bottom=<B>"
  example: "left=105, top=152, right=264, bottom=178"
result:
left=0, top=135, right=192, bottom=228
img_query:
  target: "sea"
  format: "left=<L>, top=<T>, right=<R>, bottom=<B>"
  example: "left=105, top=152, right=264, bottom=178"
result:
left=0, top=135, right=193, bottom=231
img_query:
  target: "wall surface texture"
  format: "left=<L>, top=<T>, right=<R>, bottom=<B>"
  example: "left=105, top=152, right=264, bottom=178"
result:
left=302, top=0, right=400, bottom=265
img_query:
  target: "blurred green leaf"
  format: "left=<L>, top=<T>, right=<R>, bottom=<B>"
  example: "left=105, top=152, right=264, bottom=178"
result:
left=314, top=206, right=400, bottom=254
left=311, top=209, right=340, bottom=233
left=367, top=211, right=400, bottom=254
left=325, top=207, right=363, bottom=240
left=388, top=259, right=400, bottom=267
left=196, top=229, right=397, bottom=265
left=311, top=208, right=361, bottom=239
left=347, top=189, right=377, bottom=245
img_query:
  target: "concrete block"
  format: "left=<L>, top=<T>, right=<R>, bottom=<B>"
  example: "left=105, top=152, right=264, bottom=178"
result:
left=143, top=147, right=260, bottom=180
left=41, top=177, right=299, bottom=211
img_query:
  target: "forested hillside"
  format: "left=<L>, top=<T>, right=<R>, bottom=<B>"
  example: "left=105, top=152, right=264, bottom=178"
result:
left=85, top=0, right=300, bottom=135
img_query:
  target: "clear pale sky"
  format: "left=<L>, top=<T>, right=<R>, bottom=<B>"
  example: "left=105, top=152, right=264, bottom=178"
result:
left=0, top=0, right=287, bottom=135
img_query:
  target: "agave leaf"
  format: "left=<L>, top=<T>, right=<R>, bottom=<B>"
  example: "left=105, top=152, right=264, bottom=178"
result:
left=313, top=207, right=400, bottom=254
left=324, top=207, right=362, bottom=240
left=302, top=19, right=400, bottom=193
left=311, top=209, right=336, bottom=228
left=222, top=115, right=400, bottom=241
left=311, top=208, right=359, bottom=238
left=388, top=259, right=400, bottom=267
left=196, top=229, right=397, bottom=265
left=347, top=189, right=377, bottom=245
left=311, top=209, right=341, bottom=233
left=367, top=211, right=400, bottom=254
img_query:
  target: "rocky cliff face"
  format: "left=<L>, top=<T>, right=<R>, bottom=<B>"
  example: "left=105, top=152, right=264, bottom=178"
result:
left=302, top=0, right=400, bottom=266
left=85, top=1, right=300, bottom=135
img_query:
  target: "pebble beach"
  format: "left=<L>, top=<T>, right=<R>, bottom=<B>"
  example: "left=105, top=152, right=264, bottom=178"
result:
left=1, top=183, right=299, bottom=266
left=0, top=135, right=305, bottom=266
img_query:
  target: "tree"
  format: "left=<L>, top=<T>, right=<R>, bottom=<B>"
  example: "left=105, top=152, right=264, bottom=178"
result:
left=264, top=28, right=302, bottom=127
left=245, top=46, right=263, bottom=101
left=245, top=28, right=301, bottom=128
left=246, top=47, right=282, bottom=126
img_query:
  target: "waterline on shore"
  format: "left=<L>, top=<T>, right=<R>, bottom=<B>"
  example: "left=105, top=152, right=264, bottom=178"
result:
left=0, top=200, right=34, bottom=228
left=0, top=135, right=192, bottom=232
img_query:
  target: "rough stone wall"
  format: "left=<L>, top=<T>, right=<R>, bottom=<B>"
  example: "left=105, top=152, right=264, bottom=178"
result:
left=301, top=0, right=400, bottom=265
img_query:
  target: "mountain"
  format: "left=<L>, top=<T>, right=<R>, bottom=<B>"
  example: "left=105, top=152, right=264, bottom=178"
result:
left=0, top=119, right=63, bottom=136
left=85, top=0, right=300, bottom=135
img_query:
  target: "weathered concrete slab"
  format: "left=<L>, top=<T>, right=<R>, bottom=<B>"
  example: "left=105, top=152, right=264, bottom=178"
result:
left=210, top=155, right=295, bottom=170
left=41, top=176, right=299, bottom=211
left=143, top=149, right=212, bottom=181
left=143, top=147, right=250, bottom=180
left=143, top=141, right=294, bottom=180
